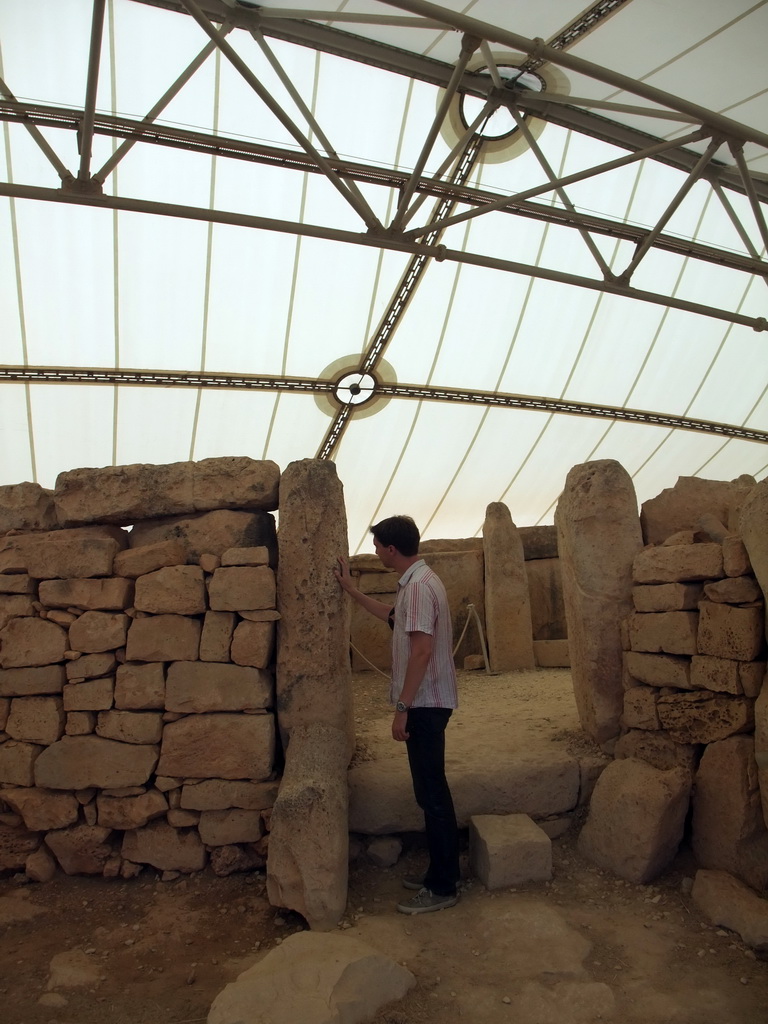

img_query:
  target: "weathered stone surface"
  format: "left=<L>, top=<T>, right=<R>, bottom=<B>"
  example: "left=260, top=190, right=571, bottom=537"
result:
left=692, top=735, right=768, bottom=892
left=2, top=787, right=79, bottom=830
left=114, top=662, right=165, bottom=710
left=0, top=593, right=35, bottom=629
left=129, top=508, right=277, bottom=564
left=641, top=477, right=755, bottom=545
left=208, top=566, right=275, bottom=612
left=0, top=740, right=43, bottom=785
left=54, top=458, right=280, bottom=526
left=525, top=558, right=566, bottom=642
left=125, top=614, right=201, bottom=662
left=34, top=735, right=159, bottom=789
left=157, top=713, right=274, bottom=780
left=692, top=869, right=768, bottom=952
left=96, top=710, right=163, bottom=744
left=633, top=543, right=723, bottom=585
left=740, top=661, right=765, bottom=699
left=723, top=535, right=752, bottom=578
left=657, top=690, right=753, bottom=743
left=0, top=617, right=67, bottom=668
left=632, top=582, right=703, bottom=612
left=62, top=677, right=114, bottom=711
left=96, top=789, right=168, bottom=829
left=113, top=540, right=188, bottom=579
left=624, top=650, right=691, bottom=689
left=121, top=820, right=206, bottom=872
left=691, top=655, right=744, bottom=694
left=532, top=639, right=570, bottom=667
left=199, top=611, right=235, bottom=663
left=740, top=479, right=768, bottom=637
left=555, top=461, right=643, bottom=745
left=622, top=686, right=660, bottom=730
left=349, top=586, right=396, bottom=672
left=519, top=525, right=559, bottom=560
left=45, top=824, right=113, bottom=875
left=6, top=696, right=65, bottom=745
left=0, top=481, right=57, bottom=533
left=65, top=652, right=117, bottom=682
left=0, top=822, right=40, bottom=871
left=221, top=546, right=270, bottom=567
left=209, top=843, right=265, bottom=875
left=68, top=611, right=129, bottom=654
left=482, top=503, right=536, bottom=671
left=180, top=779, right=278, bottom=811
left=697, top=601, right=764, bottom=661
left=757, top=674, right=768, bottom=829
left=0, top=695, right=7, bottom=728
left=208, top=932, right=415, bottom=1024
left=38, top=577, right=134, bottom=611
left=25, top=844, right=57, bottom=882
left=236, top=608, right=280, bottom=622
left=65, top=711, right=95, bottom=735
left=134, top=565, right=206, bottom=615
left=703, top=576, right=762, bottom=604
left=577, top=758, right=690, bottom=883
left=0, top=664, right=66, bottom=696
left=230, top=620, right=274, bottom=668
left=0, top=574, right=36, bottom=594
left=198, top=809, right=264, bottom=846
left=627, top=610, right=698, bottom=656
left=0, top=526, right=127, bottom=578
left=366, top=836, right=402, bottom=868
left=165, top=661, right=272, bottom=713
left=470, top=813, right=552, bottom=889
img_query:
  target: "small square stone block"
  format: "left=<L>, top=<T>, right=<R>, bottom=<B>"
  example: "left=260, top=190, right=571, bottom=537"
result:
left=469, top=813, right=552, bottom=890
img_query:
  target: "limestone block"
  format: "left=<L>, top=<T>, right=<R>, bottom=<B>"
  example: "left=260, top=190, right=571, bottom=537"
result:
left=6, top=696, right=65, bottom=745
left=519, top=524, right=559, bottom=559
left=0, top=617, right=67, bottom=668
left=757, top=676, right=768, bottom=828
left=65, top=652, right=117, bottom=682
left=208, top=566, right=275, bottom=612
left=0, top=481, right=57, bottom=533
left=125, top=614, right=201, bottom=662
left=0, top=822, right=41, bottom=871
left=723, top=536, right=752, bottom=578
left=129, top=508, right=277, bottom=564
left=180, top=779, right=278, bottom=811
left=622, top=686, right=660, bottom=730
left=157, top=713, right=275, bottom=780
left=577, top=758, right=691, bottom=883
left=199, top=611, right=236, bottom=663
left=134, top=565, right=206, bottom=615
left=657, top=690, right=753, bottom=743
left=692, top=869, right=768, bottom=952
left=34, top=735, right=159, bottom=789
left=691, top=655, right=742, bottom=694
left=239, top=609, right=280, bottom=622
left=482, top=503, right=536, bottom=671
left=624, top=650, right=692, bottom=689
left=423, top=549, right=485, bottom=665
left=627, top=610, right=698, bottom=656
left=96, top=789, right=168, bottom=829
left=38, top=577, right=134, bottom=611
left=45, top=824, right=113, bottom=875
left=198, top=809, right=264, bottom=846
left=0, top=696, right=8, bottom=729
left=740, top=479, right=768, bottom=633
left=96, top=710, right=163, bottom=744
left=703, top=576, right=762, bottom=604
left=0, top=740, right=43, bottom=785
left=692, top=735, right=768, bottom=892
left=614, top=728, right=699, bottom=774
left=0, top=664, right=66, bottom=696
left=208, top=932, right=415, bottom=1024
left=1, top=526, right=128, bottom=579
left=632, top=583, right=703, bottom=612
left=65, top=711, right=95, bottom=735
left=356, top=568, right=398, bottom=594
left=740, top=662, right=765, bottom=698
left=63, top=677, right=114, bottom=711
left=26, top=844, right=57, bottom=882
left=641, top=476, right=755, bottom=545
left=114, top=662, right=165, bottom=710
left=525, top=559, right=567, bottom=642
left=697, top=601, right=764, bottom=661
left=633, top=543, right=723, bottom=584
left=165, top=662, right=272, bottom=713
left=533, top=640, right=570, bottom=667
left=350, top=592, right=395, bottom=672
left=555, top=460, right=643, bottom=745
left=0, top=574, right=36, bottom=594
left=469, top=813, right=552, bottom=889
left=120, top=820, right=206, bottom=872
left=68, top=611, right=129, bottom=654
left=366, top=836, right=402, bottom=867
left=0, top=593, right=35, bottom=629
left=230, top=620, right=274, bottom=668
left=167, top=809, right=199, bottom=828
left=221, top=546, right=270, bottom=566
left=113, top=540, right=188, bottom=579
left=2, top=787, right=79, bottom=830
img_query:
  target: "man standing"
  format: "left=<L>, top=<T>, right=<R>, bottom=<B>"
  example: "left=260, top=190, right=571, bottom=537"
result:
left=336, top=515, right=460, bottom=914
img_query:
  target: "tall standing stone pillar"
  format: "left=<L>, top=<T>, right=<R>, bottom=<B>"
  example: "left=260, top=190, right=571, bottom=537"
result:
left=266, top=460, right=353, bottom=930
left=555, top=460, right=643, bottom=747
left=482, top=502, right=536, bottom=671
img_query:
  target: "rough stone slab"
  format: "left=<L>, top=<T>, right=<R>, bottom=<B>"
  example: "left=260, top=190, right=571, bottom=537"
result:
left=0, top=740, right=44, bottom=785
left=703, top=576, right=762, bottom=604
left=578, top=757, right=691, bottom=883
left=6, top=696, right=65, bottom=745
left=0, top=665, right=66, bottom=696
left=657, top=690, right=753, bottom=743
left=38, top=578, right=134, bottom=611
left=533, top=640, right=570, bottom=667
left=0, top=526, right=128, bottom=579
left=209, top=843, right=265, bottom=875
left=525, top=558, right=567, bottom=643
left=96, top=710, right=163, bottom=744
left=690, top=655, right=743, bottom=695
left=0, top=593, right=35, bottom=629
left=622, top=686, right=660, bottom=730
left=519, top=525, right=559, bottom=560
left=692, top=869, right=768, bottom=951
left=230, top=620, right=274, bottom=668
left=0, top=822, right=41, bottom=871
left=758, top=675, right=768, bottom=829
left=0, top=616, right=68, bottom=668
left=120, top=820, right=206, bottom=872
left=165, top=661, right=272, bottom=713
left=26, top=844, right=57, bottom=882
left=133, top=565, right=206, bottom=615
left=723, top=536, right=752, bottom=578
left=157, top=713, right=274, bottom=780
left=180, top=779, right=278, bottom=811
left=199, top=611, right=235, bottom=663
left=641, top=477, right=754, bottom=545
left=114, top=662, right=165, bottom=710
left=129, top=509, right=277, bottom=564
left=740, top=662, right=765, bottom=699
left=125, top=614, right=201, bottom=662
left=45, top=824, right=113, bottom=875
left=350, top=587, right=397, bottom=673
left=54, top=457, right=280, bottom=526
left=482, top=503, right=536, bottom=671
left=740, top=479, right=768, bottom=635
left=624, top=650, right=692, bottom=689
left=238, top=609, right=280, bottom=623
left=62, top=677, right=114, bottom=712
left=208, top=566, right=275, bottom=612
left=614, top=729, right=699, bottom=775
left=632, top=582, right=703, bottom=612
left=0, top=574, right=36, bottom=595
left=633, top=543, right=723, bottom=584
left=198, top=809, right=264, bottom=846
left=221, top=546, right=270, bottom=566
left=2, top=787, right=79, bottom=830
left=34, top=735, right=159, bottom=790
left=697, top=601, right=764, bottom=661
left=68, top=611, right=129, bottom=654
left=113, top=540, right=188, bottom=579
left=0, top=481, right=57, bottom=533
left=65, top=652, right=117, bottom=682
left=96, top=789, right=168, bottom=830
left=0, top=695, right=7, bottom=729
left=208, top=932, right=415, bottom=1024
left=470, top=813, right=552, bottom=889
left=65, top=711, right=95, bottom=736
left=627, top=610, right=698, bottom=656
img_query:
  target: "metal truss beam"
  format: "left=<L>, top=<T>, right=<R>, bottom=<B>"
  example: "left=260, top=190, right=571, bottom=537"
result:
left=2, top=364, right=765, bottom=444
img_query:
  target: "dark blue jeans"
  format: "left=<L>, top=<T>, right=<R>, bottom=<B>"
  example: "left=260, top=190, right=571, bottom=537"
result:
left=405, top=707, right=460, bottom=897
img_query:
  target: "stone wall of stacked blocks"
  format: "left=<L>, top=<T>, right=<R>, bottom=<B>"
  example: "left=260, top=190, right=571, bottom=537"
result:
left=0, top=458, right=282, bottom=881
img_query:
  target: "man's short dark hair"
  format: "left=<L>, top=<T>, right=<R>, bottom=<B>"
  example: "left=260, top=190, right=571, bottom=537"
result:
left=370, top=515, right=420, bottom=557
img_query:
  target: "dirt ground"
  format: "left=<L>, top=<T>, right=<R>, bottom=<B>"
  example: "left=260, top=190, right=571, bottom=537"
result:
left=1, top=668, right=766, bottom=1024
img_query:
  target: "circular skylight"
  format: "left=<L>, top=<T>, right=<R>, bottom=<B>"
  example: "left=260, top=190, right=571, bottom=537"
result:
left=334, top=372, right=377, bottom=406
left=460, top=66, right=545, bottom=141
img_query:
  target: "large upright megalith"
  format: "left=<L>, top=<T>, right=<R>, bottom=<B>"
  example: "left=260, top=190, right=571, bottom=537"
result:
left=267, top=460, right=353, bottom=930
left=482, top=503, right=535, bottom=671
left=555, top=461, right=643, bottom=746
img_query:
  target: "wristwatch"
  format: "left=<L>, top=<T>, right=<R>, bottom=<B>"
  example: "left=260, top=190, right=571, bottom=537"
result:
left=395, top=700, right=410, bottom=713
